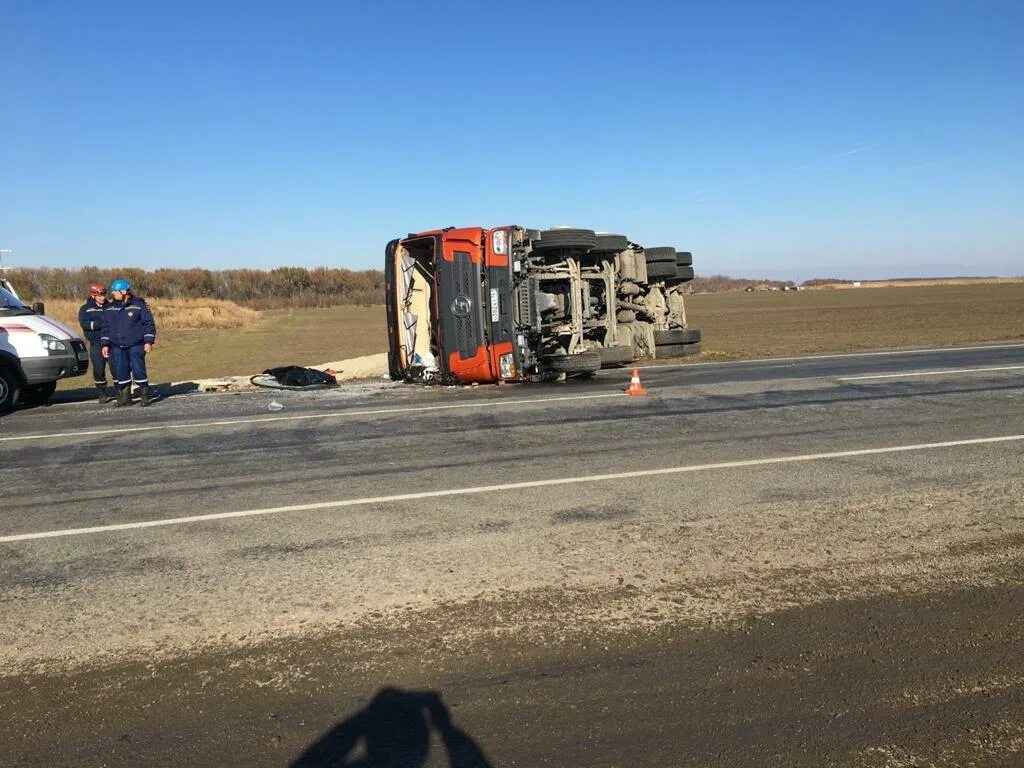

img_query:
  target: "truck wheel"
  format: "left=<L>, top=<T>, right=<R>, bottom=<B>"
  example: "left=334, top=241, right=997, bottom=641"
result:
left=666, top=267, right=695, bottom=285
left=22, top=381, right=57, bottom=405
left=644, top=247, right=676, bottom=264
left=0, top=368, right=21, bottom=414
left=654, top=329, right=701, bottom=345
left=540, top=351, right=602, bottom=374
left=656, top=343, right=701, bottom=359
left=533, top=228, right=597, bottom=251
left=676, top=251, right=693, bottom=266
left=596, top=345, right=635, bottom=368
left=591, top=234, right=629, bottom=252
left=645, top=261, right=677, bottom=281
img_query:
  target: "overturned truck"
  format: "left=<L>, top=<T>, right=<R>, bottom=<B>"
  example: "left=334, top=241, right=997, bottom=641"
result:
left=385, top=226, right=700, bottom=384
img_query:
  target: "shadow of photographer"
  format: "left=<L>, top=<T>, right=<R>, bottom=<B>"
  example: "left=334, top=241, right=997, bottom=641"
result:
left=291, top=687, right=493, bottom=768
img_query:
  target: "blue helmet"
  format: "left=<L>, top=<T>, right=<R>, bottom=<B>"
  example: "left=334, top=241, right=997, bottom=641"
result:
left=110, top=278, right=131, bottom=292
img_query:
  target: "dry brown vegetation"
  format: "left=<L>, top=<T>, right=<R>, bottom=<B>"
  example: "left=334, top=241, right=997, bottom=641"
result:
left=45, top=299, right=261, bottom=332
left=10, top=266, right=384, bottom=309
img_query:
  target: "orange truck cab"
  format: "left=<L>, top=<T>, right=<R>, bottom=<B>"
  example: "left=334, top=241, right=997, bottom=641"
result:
left=386, top=226, right=523, bottom=384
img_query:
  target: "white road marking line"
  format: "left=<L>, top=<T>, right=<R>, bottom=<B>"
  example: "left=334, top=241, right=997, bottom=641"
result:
left=3, top=433, right=1021, bottom=543
left=0, top=392, right=625, bottom=443
left=639, top=342, right=1024, bottom=371
left=839, top=365, right=1024, bottom=381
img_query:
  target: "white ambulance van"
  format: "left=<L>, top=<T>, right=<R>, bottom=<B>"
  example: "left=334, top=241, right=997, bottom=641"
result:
left=0, top=279, right=89, bottom=412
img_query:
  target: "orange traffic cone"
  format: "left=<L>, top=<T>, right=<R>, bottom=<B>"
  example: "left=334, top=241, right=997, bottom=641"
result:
left=624, top=368, right=647, bottom=396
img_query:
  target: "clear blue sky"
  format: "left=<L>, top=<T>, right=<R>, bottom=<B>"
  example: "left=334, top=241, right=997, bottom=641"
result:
left=2, top=0, right=1022, bottom=280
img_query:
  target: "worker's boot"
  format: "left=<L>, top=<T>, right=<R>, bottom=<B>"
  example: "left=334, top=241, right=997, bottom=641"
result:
left=96, top=385, right=110, bottom=404
left=138, top=385, right=151, bottom=408
left=115, top=386, right=132, bottom=407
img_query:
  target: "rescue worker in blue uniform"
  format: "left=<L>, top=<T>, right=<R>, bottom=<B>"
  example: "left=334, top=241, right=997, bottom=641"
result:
left=77, top=283, right=114, bottom=403
left=100, top=278, right=157, bottom=407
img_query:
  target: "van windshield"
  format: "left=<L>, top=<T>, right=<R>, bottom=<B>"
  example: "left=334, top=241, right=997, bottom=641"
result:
left=0, top=286, right=34, bottom=315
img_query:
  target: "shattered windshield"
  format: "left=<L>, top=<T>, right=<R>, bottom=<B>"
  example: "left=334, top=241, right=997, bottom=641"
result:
left=0, top=285, right=34, bottom=315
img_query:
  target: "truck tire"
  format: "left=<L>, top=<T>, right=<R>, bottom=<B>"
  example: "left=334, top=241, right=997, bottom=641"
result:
left=533, top=228, right=597, bottom=251
left=644, top=247, right=676, bottom=263
left=654, top=328, right=701, bottom=345
left=596, top=345, right=635, bottom=368
left=540, top=351, right=602, bottom=374
left=22, top=381, right=57, bottom=405
left=656, top=343, right=701, bottom=358
left=645, top=261, right=677, bottom=281
left=591, top=234, right=629, bottom=252
left=676, top=251, right=693, bottom=266
left=0, top=368, right=21, bottom=414
left=666, top=266, right=695, bottom=285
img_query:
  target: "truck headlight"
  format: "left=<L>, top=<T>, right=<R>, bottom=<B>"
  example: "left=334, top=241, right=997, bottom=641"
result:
left=39, top=333, right=68, bottom=353
left=499, top=352, right=517, bottom=379
left=492, top=230, right=508, bottom=256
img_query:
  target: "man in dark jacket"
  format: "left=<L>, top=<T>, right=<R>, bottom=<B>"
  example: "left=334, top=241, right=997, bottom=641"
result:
left=100, top=278, right=157, bottom=407
left=78, top=284, right=113, bottom=403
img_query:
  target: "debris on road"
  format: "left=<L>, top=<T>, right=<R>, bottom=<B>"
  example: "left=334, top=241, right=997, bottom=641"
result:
left=251, top=366, right=338, bottom=390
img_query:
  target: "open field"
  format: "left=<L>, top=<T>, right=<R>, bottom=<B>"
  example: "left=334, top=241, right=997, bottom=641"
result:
left=54, top=283, right=1024, bottom=389
left=809, top=276, right=1024, bottom=289
left=685, top=282, right=1024, bottom=359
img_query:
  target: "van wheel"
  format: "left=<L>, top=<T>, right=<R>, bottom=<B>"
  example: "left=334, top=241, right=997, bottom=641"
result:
left=0, top=368, right=21, bottom=413
left=22, top=381, right=57, bottom=405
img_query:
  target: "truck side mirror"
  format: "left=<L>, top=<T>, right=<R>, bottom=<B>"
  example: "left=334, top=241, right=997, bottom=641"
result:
left=32, top=301, right=45, bottom=315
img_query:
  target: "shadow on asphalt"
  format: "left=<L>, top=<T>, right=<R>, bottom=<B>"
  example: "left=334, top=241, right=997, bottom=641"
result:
left=43, top=381, right=200, bottom=406
left=291, top=687, right=492, bottom=768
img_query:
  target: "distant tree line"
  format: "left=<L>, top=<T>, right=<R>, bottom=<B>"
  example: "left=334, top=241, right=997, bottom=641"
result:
left=6, top=266, right=385, bottom=309
left=7, top=265, right=828, bottom=308
left=689, top=274, right=798, bottom=293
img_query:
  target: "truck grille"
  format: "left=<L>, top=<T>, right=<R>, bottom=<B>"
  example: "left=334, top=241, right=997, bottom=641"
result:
left=453, top=258, right=474, bottom=355
left=438, top=251, right=483, bottom=361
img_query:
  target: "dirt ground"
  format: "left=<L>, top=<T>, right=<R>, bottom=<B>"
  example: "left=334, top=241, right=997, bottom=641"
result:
left=3, top=444, right=1023, bottom=766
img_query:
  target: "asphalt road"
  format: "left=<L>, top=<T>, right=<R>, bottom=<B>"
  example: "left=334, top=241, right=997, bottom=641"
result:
left=2, top=343, right=1023, bottom=767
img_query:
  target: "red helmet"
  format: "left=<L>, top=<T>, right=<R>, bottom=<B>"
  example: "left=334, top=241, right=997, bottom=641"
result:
left=89, top=283, right=107, bottom=297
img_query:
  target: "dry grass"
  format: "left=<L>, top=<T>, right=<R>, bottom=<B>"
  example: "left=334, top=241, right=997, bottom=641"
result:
left=45, top=298, right=261, bottom=332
